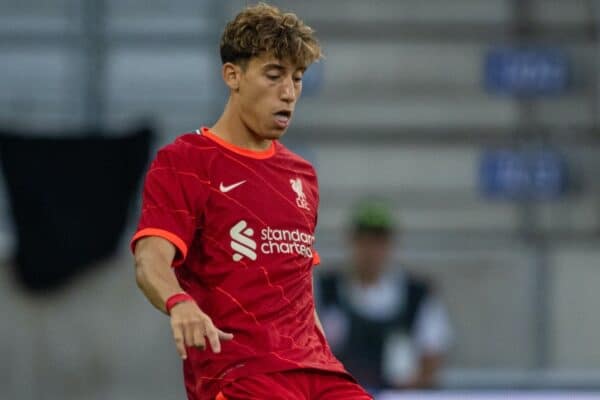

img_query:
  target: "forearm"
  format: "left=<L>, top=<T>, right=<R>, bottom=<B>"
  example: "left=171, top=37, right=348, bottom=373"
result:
left=314, top=309, right=325, bottom=335
left=134, top=237, right=184, bottom=314
left=311, top=274, right=325, bottom=335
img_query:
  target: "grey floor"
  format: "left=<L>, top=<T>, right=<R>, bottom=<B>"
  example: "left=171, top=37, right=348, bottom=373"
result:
left=0, top=250, right=187, bottom=400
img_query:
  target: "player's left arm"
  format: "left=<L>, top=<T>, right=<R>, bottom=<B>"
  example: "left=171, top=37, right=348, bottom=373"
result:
left=310, top=168, right=325, bottom=335
left=312, top=275, right=326, bottom=336
left=314, top=309, right=325, bottom=335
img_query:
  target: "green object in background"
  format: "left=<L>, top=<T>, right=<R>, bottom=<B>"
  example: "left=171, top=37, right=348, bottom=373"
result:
left=351, top=199, right=394, bottom=234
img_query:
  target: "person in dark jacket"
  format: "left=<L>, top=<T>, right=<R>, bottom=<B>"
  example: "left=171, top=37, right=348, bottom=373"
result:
left=316, top=200, right=452, bottom=391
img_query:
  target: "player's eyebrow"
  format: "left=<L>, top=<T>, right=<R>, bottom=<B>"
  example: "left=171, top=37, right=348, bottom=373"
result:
left=263, top=63, right=306, bottom=75
left=263, top=63, right=287, bottom=72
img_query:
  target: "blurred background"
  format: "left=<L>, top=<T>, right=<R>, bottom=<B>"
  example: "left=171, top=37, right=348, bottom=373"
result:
left=1, top=0, right=600, bottom=399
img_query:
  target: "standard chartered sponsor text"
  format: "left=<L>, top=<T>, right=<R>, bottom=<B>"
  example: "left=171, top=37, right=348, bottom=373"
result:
left=260, top=226, right=314, bottom=258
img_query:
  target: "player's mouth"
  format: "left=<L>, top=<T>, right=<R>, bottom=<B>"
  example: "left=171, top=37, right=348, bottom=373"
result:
left=273, top=110, right=292, bottom=129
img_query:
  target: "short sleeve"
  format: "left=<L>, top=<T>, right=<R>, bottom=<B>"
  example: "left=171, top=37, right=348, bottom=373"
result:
left=312, top=251, right=321, bottom=266
left=413, top=296, right=453, bottom=354
left=130, top=144, right=209, bottom=266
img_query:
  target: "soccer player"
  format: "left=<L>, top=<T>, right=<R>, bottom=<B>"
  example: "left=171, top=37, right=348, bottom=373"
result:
left=131, top=3, right=372, bottom=399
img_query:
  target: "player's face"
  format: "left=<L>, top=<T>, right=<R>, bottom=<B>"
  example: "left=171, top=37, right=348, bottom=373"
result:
left=237, top=54, right=304, bottom=140
left=351, top=233, right=392, bottom=278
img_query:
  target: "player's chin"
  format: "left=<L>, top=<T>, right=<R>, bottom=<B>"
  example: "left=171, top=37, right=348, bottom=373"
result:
left=264, top=126, right=288, bottom=140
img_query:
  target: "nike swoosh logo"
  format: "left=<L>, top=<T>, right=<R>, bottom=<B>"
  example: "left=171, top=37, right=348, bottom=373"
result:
left=219, top=180, right=246, bottom=193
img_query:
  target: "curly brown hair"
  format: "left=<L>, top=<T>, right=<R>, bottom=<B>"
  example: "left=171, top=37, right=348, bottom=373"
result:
left=220, top=3, right=322, bottom=69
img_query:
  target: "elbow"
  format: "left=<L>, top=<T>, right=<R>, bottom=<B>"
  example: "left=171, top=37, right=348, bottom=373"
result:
left=135, top=264, right=146, bottom=290
left=134, top=252, right=150, bottom=290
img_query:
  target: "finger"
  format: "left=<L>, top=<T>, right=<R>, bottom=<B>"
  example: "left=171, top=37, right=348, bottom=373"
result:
left=206, top=325, right=222, bottom=353
left=182, top=323, right=197, bottom=349
left=192, top=324, right=206, bottom=349
left=171, top=324, right=187, bottom=359
left=218, top=329, right=234, bottom=341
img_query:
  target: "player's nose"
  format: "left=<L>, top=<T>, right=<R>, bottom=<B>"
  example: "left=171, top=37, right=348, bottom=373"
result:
left=280, top=77, right=296, bottom=103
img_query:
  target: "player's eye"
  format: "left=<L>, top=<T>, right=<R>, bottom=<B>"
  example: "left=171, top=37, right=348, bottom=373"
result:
left=293, top=76, right=303, bottom=83
left=267, top=74, right=280, bottom=81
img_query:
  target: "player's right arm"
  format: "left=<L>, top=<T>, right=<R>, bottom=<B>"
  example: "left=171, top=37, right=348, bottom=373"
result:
left=132, top=144, right=233, bottom=359
left=134, top=235, right=233, bottom=359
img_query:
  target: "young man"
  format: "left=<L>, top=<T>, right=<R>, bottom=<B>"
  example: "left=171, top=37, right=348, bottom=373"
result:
left=131, top=3, right=372, bottom=400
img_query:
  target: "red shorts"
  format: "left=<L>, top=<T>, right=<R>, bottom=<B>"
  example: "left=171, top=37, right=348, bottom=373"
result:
left=215, top=369, right=372, bottom=400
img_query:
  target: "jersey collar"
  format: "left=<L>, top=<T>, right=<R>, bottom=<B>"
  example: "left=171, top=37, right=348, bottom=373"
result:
left=199, top=127, right=276, bottom=160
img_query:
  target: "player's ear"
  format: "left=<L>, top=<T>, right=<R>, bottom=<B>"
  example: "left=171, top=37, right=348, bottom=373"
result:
left=222, top=62, right=241, bottom=92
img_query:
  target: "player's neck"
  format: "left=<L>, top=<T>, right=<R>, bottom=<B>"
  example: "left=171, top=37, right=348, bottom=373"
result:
left=210, top=101, right=272, bottom=152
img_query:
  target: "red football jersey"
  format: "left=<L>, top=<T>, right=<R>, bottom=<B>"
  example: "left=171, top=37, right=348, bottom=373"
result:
left=131, top=127, right=348, bottom=400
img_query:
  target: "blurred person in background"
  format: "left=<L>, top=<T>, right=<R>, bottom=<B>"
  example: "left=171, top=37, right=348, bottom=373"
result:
left=317, top=200, right=452, bottom=391
left=131, top=3, right=371, bottom=400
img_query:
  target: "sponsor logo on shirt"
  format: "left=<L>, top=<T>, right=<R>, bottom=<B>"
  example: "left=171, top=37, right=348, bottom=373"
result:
left=260, top=226, right=315, bottom=258
left=230, top=220, right=257, bottom=261
left=290, top=177, right=310, bottom=210
left=229, top=220, right=314, bottom=262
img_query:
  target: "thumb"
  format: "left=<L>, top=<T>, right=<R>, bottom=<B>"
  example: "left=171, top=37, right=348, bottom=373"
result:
left=218, top=330, right=234, bottom=340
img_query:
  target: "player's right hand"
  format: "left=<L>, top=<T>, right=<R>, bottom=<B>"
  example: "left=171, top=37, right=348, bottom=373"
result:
left=169, top=301, right=234, bottom=359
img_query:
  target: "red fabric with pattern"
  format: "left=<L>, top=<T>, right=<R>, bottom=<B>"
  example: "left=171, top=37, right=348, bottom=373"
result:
left=217, top=369, right=372, bottom=400
left=131, top=128, right=348, bottom=400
